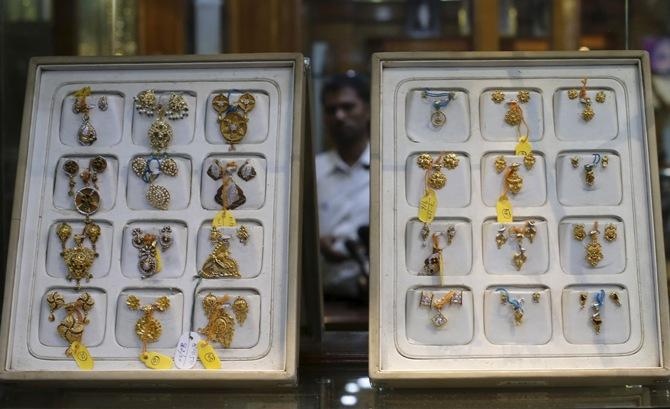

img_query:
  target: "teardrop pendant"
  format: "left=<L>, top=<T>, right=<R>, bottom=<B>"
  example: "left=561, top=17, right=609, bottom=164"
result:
left=78, top=119, right=97, bottom=145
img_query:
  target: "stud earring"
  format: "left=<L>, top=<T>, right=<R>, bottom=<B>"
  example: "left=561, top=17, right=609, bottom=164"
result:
left=532, top=292, right=541, bottom=303
left=496, top=288, right=525, bottom=325
left=237, top=159, right=257, bottom=181
left=126, top=295, right=170, bottom=353
left=199, top=228, right=241, bottom=279
left=573, top=224, right=586, bottom=241
left=199, top=293, right=247, bottom=349
left=419, top=290, right=434, bottom=308
left=421, top=90, right=455, bottom=128
left=517, top=90, right=530, bottom=103
left=72, top=86, right=98, bottom=146
left=491, top=90, right=505, bottom=104
left=46, top=291, right=95, bottom=358
left=446, top=225, right=456, bottom=246
left=609, top=291, right=622, bottom=306
left=601, top=155, right=609, bottom=168
left=495, top=225, right=507, bottom=249
left=579, top=292, right=588, bottom=309
left=524, top=220, right=537, bottom=243
left=131, top=226, right=173, bottom=279
left=523, top=151, right=536, bottom=170
left=236, top=225, right=249, bottom=245
left=571, top=156, right=580, bottom=168
left=165, top=93, right=189, bottom=120
left=604, top=223, right=617, bottom=242
left=494, top=155, right=507, bottom=174
left=97, top=96, right=108, bottom=111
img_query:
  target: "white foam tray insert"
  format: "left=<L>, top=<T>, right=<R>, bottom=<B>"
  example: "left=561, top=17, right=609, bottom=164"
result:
left=4, top=61, right=297, bottom=374
left=375, top=58, right=663, bottom=374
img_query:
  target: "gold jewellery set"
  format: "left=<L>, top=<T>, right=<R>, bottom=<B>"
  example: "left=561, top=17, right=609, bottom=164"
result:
left=131, top=90, right=188, bottom=210
left=573, top=221, right=618, bottom=267
left=496, top=288, right=542, bottom=326
left=212, top=91, right=256, bottom=150
left=495, top=220, right=537, bottom=271
left=418, top=290, right=463, bottom=328
left=420, top=89, right=456, bottom=128
left=72, top=86, right=108, bottom=145
left=567, top=78, right=606, bottom=122
left=579, top=289, right=622, bottom=334
left=490, top=90, right=536, bottom=198
left=571, top=153, right=609, bottom=187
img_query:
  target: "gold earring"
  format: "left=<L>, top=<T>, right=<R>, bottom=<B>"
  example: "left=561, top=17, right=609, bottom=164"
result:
left=495, top=225, right=507, bottom=249
left=517, top=90, right=530, bottom=103
left=126, top=295, right=170, bottom=352
left=46, top=291, right=95, bottom=357
left=601, top=155, right=609, bottom=168
left=573, top=224, right=586, bottom=241
left=532, top=292, right=541, bottom=303
left=523, top=151, right=536, bottom=170
left=595, top=91, right=606, bottom=103
left=491, top=90, right=505, bottom=104
left=236, top=225, right=249, bottom=245
left=199, top=228, right=241, bottom=278
left=446, top=225, right=456, bottom=246
left=579, top=292, right=588, bottom=309
left=524, top=220, right=537, bottom=243
left=494, top=155, right=507, bottom=174
left=604, top=223, right=617, bottom=242
left=63, top=160, right=79, bottom=197
left=609, top=291, right=622, bottom=306
left=505, top=163, right=523, bottom=195
left=134, top=89, right=158, bottom=116
left=571, top=156, right=580, bottom=168
left=165, top=93, right=189, bottom=120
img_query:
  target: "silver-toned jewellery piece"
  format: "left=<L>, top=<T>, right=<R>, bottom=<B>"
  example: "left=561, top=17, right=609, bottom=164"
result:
left=418, top=289, right=463, bottom=328
left=422, top=228, right=456, bottom=276
left=97, top=96, right=108, bottom=111
left=131, top=226, right=173, bottom=278
left=72, top=86, right=102, bottom=146
left=207, top=159, right=249, bottom=210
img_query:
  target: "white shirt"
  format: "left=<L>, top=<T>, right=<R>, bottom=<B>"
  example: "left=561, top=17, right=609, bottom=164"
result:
left=315, top=144, right=370, bottom=298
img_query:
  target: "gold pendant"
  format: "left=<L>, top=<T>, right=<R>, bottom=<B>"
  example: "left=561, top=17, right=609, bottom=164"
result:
left=199, top=294, right=236, bottom=348
left=585, top=230, right=604, bottom=267
left=148, top=110, right=173, bottom=151
left=57, top=221, right=100, bottom=290
left=584, top=164, right=596, bottom=186
left=505, top=163, right=523, bottom=194
left=200, top=233, right=241, bottom=279
left=46, top=291, right=94, bottom=356
left=513, top=246, right=527, bottom=271
left=126, top=295, right=170, bottom=350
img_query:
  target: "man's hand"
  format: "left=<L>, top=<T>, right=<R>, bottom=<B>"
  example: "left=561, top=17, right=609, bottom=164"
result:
left=320, top=235, right=350, bottom=263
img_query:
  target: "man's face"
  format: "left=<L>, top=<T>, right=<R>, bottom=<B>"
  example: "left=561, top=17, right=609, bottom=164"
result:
left=323, top=86, right=370, bottom=146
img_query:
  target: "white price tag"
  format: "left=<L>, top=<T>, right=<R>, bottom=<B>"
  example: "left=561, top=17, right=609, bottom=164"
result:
left=174, top=331, right=200, bottom=369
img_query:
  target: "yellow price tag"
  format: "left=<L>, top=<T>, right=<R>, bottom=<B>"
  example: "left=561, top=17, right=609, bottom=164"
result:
left=70, top=341, right=94, bottom=370
left=197, top=340, right=222, bottom=370
left=155, top=247, right=162, bottom=273
left=496, top=195, right=514, bottom=223
left=73, top=86, right=92, bottom=98
left=418, top=189, right=437, bottom=223
left=140, top=351, right=174, bottom=370
left=212, top=210, right=237, bottom=228
left=515, top=135, right=532, bottom=156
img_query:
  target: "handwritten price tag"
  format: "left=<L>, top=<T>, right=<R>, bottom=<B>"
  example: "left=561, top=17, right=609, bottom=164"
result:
left=174, top=332, right=199, bottom=369
left=418, top=189, right=437, bottom=223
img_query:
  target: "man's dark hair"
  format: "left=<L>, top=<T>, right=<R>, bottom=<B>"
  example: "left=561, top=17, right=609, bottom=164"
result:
left=321, top=72, right=370, bottom=105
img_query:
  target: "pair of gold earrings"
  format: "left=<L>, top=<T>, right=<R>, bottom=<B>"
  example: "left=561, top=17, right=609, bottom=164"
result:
left=422, top=227, right=456, bottom=276
left=418, top=289, right=463, bottom=328
left=571, top=153, right=608, bottom=187
left=495, top=220, right=537, bottom=271
left=573, top=221, right=617, bottom=267
left=72, top=86, right=108, bottom=145
left=579, top=289, right=621, bottom=334
left=491, top=90, right=530, bottom=126
left=212, top=92, right=256, bottom=150
left=567, top=79, right=606, bottom=122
